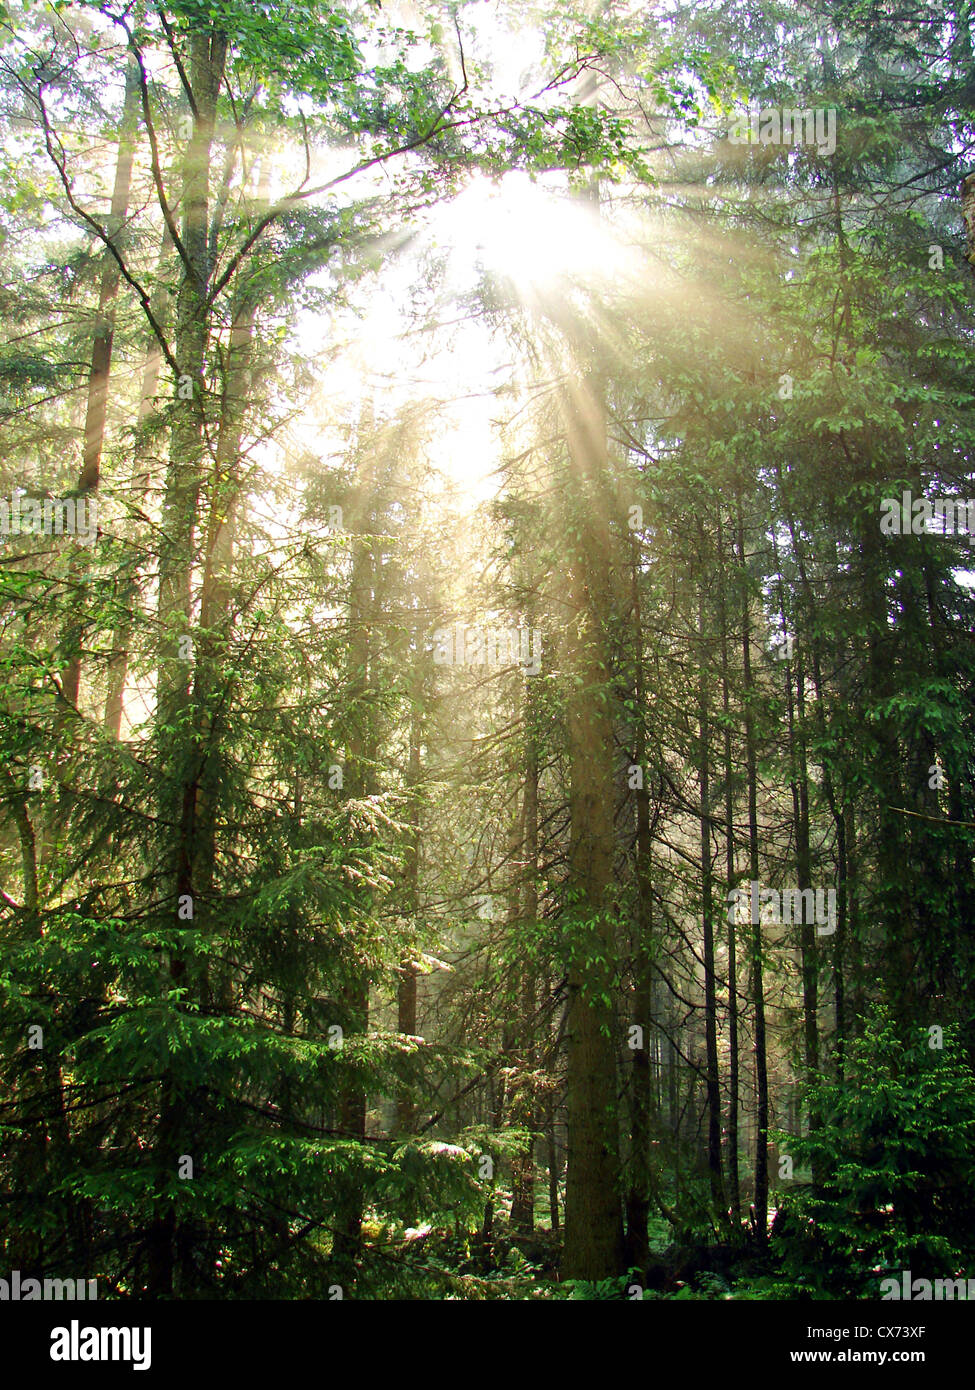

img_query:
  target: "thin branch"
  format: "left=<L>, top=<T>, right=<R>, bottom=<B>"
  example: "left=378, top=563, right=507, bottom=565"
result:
left=31, top=81, right=181, bottom=378
left=155, top=4, right=198, bottom=118
left=115, top=18, right=195, bottom=282
left=887, top=805, right=975, bottom=829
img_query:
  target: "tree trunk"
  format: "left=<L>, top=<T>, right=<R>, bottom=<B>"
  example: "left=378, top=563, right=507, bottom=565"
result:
left=625, top=537, right=654, bottom=1268
left=103, top=226, right=174, bottom=738
left=560, top=354, right=624, bottom=1280
left=61, top=59, right=140, bottom=710
left=736, top=502, right=768, bottom=1246
left=396, top=691, right=421, bottom=1134
left=697, top=569, right=727, bottom=1220
left=717, top=513, right=741, bottom=1224
left=149, top=28, right=227, bottom=1298
left=510, top=713, right=539, bottom=1233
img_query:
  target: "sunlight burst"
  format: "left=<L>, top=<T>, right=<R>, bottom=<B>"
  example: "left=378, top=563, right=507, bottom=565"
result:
left=440, top=171, right=633, bottom=293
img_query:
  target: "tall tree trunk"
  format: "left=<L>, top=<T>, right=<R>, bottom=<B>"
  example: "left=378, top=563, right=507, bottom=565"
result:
left=792, top=654, right=819, bottom=1114
left=560, top=353, right=624, bottom=1280
left=697, top=565, right=727, bottom=1220
left=547, top=1097, right=561, bottom=1234
left=774, top=476, right=849, bottom=1082
left=510, top=706, right=539, bottom=1233
left=103, top=225, right=174, bottom=737
left=770, top=533, right=819, bottom=1145
left=717, top=513, right=741, bottom=1224
left=625, top=533, right=654, bottom=1268
left=190, top=295, right=258, bottom=1020
left=395, top=694, right=422, bottom=1135
left=736, top=501, right=768, bottom=1246
left=61, top=59, right=140, bottom=710
left=333, top=442, right=380, bottom=1269
left=0, top=779, right=80, bottom=1269
left=148, top=28, right=227, bottom=1298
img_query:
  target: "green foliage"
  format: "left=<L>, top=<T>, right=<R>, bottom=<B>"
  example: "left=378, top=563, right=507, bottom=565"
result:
left=771, top=1009, right=975, bottom=1297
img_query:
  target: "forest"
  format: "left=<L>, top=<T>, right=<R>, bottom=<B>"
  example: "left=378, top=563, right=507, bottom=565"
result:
left=0, top=0, right=974, bottom=1310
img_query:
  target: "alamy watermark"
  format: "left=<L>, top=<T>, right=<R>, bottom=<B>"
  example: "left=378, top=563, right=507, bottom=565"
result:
left=729, top=106, right=837, bottom=157
left=0, top=491, right=98, bottom=544
left=0, top=1269, right=97, bottom=1299
left=880, top=491, right=974, bottom=536
left=50, top=1320, right=150, bottom=1370
left=432, top=622, right=542, bottom=677
left=727, top=881, right=837, bottom=936
left=881, top=1270, right=973, bottom=1300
